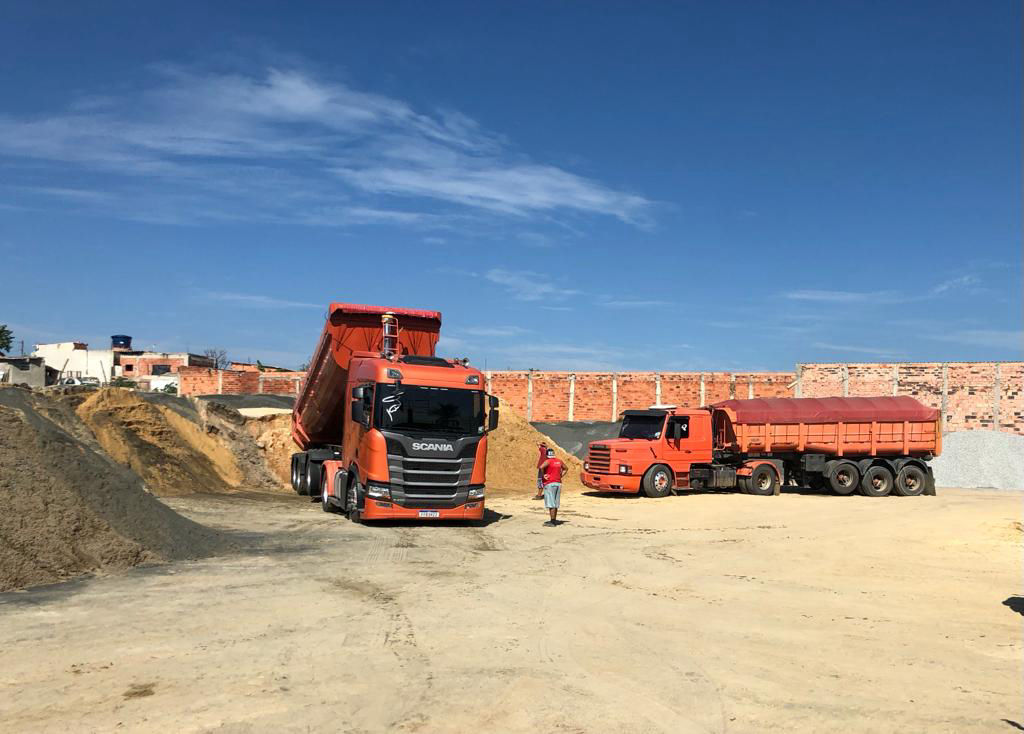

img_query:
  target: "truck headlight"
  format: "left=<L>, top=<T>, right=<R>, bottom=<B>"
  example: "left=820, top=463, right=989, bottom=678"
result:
left=468, top=486, right=485, bottom=499
left=367, top=483, right=391, bottom=499
left=584, top=461, right=590, bottom=471
left=618, top=464, right=630, bottom=474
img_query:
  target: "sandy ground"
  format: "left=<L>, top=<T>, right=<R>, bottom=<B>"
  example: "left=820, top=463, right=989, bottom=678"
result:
left=1, top=488, right=1021, bottom=733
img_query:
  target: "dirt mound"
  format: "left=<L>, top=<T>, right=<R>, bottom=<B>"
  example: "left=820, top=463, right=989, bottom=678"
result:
left=243, top=413, right=294, bottom=488
left=0, top=387, right=225, bottom=591
left=486, top=399, right=584, bottom=495
left=74, top=389, right=242, bottom=496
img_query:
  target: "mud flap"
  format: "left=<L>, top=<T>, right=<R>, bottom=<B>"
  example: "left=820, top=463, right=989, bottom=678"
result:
left=924, top=466, right=937, bottom=496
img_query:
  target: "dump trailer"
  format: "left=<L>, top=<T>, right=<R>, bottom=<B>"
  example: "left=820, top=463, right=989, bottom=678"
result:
left=291, top=303, right=498, bottom=522
left=581, top=396, right=939, bottom=498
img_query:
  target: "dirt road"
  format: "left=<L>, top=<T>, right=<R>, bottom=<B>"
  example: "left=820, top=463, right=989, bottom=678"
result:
left=1, top=489, right=1020, bottom=732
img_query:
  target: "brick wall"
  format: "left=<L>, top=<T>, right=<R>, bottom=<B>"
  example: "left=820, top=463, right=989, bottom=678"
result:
left=179, top=367, right=306, bottom=397
left=797, top=362, right=1024, bottom=435
left=119, top=356, right=188, bottom=377
left=484, top=371, right=795, bottom=421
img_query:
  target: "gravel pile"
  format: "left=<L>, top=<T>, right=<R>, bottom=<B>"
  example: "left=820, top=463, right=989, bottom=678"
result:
left=931, top=431, right=1024, bottom=491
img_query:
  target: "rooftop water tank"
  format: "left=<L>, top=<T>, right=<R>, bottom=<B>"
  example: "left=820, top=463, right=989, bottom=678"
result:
left=111, top=335, right=133, bottom=351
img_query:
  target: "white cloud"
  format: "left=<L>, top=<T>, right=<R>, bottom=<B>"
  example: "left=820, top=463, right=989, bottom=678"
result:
left=599, top=299, right=671, bottom=309
left=485, top=268, right=580, bottom=302
left=811, top=342, right=910, bottom=360
left=462, top=326, right=532, bottom=337
left=0, top=65, right=652, bottom=228
left=784, top=273, right=983, bottom=304
left=204, top=291, right=322, bottom=309
left=928, top=329, right=1023, bottom=350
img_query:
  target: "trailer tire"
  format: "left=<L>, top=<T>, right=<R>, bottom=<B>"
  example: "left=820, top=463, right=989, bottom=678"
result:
left=642, top=465, right=673, bottom=498
left=859, top=465, right=893, bottom=497
left=307, top=461, right=323, bottom=502
left=828, top=462, right=859, bottom=495
left=747, top=465, right=778, bottom=496
left=894, top=465, right=927, bottom=497
left=737, top=477, right=750, bottom=493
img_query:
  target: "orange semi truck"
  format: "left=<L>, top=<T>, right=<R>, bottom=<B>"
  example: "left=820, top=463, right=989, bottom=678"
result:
left=581, top=396, right=939, bottom=498
left=290, top=303, right=498, bottom=522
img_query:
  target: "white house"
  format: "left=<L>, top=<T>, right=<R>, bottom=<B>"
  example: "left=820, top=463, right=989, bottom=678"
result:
left=32, top=342, right=115, bottom=384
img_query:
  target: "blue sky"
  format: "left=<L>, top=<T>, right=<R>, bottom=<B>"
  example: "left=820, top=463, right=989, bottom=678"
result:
left=1, top=1, right=1020, bottom=370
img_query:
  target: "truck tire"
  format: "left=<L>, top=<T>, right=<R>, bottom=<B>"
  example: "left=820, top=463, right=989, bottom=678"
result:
left=828, top=462, right=859, bottom=495
left=642, top=465, right=673, bottom=498
left=894, top=464, right=927, bottom=497
left=290, top=454, right=302, bottom=493
left=347, top=479, right=363, bottom=523
left=297, top=454, right=310, bottom=495
left=747, top=465, right=778, bottom=496
left=319, top=472, right=339, bottom=511
left=307, top=462, right=323, bottom=503
left=859, top=465, right=893, bottom=497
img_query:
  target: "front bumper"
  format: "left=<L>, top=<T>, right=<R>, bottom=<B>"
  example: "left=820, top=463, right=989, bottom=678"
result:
left=360, top=498, right=485, bottom=521
left=580, top=471, right=641, bottom=493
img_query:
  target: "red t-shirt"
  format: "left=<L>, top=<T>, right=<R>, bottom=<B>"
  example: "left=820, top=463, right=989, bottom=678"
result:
left=542, top=457, right=564, bottom=485
left=537, top=444, right=547, bottom=468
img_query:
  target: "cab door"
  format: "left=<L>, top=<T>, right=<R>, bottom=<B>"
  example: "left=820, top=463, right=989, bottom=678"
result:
left=660, top=412, right=713, bottom=487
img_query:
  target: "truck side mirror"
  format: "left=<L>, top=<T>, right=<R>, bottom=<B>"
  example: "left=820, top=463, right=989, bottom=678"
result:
left=488, top=394, right=499, bottom=409
left=670, top=422, right=682, bottom=440
left=352, top=386, right=366, bottom=400
left=487, top=409, right=499, bottom=432
left=351, top=400, right=365, bottom=425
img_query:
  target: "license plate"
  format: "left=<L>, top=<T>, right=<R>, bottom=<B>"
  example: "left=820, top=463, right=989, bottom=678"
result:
left=418, top=510, right=440, bottom=518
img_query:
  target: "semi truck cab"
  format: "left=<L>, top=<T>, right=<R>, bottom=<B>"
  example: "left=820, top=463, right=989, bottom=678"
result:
left=581, top=407, right=713, bottom=497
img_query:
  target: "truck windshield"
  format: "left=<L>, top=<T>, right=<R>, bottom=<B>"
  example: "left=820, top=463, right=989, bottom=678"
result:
left=619, top=415, right=665, bottom=440
left=375, top=384, right=484, bottom=434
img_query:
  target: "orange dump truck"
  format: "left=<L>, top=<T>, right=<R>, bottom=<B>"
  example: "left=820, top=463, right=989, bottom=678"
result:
left=291, top=303, right=498, bottom=522
left=581, top=396, right=939, bottom=498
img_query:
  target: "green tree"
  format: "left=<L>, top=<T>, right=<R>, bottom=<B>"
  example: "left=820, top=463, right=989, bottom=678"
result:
left=0, top=324, right=12, bottom=354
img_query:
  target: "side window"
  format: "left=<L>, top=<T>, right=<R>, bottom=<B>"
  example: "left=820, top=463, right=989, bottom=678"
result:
left=668, top=417, right=689, bottom=440
left=362, top=384, right=373, bottom=424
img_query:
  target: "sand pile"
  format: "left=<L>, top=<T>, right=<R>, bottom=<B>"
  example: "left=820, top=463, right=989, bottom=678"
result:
left=0, top=388, right=225, bottom=591
left=932, top=431, right=1024, bottom=490
left=486, top=399, right=584, bottom=495
left=242, top=412, right=294, bottom=488
left=75, top=389, right=243, bottom=496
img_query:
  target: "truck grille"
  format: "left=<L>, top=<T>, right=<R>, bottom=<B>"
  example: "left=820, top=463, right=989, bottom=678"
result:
left=387, top=454, right=474, bottom=500
left=588, top=445, right=611, bottom=473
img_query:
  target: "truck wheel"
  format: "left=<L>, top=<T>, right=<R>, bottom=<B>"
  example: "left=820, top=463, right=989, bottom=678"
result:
left=642, top=465, right=673, bottom=498
left=828, top=463, right=859, bottom=495
left=859, top=465, right=893, bottom=497
left=297, top=454, right=310, bottom=495
left=321, top=474, right=339, bottom=513
left=307, top=462, right=323, bottom=503
left=737, top=477, right=750, bottom=493
left=347, top=480, right=363, bottom=523
left=894, top=465, right=926, bottom=497
left=747, top=465, right=779, bottom=496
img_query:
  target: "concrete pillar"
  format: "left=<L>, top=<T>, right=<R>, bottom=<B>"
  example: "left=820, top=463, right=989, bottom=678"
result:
left=699, top=373, right=706, bottom=407
left=258, top=374, right=264, bottom=394
left=993, top=363, right=1002, bottom=427
left=794, top=365, right=802, bottom=398
left=841, top=364, right=849, bottom=397
left=730, top=372, right=737, bottom=399
left=655, top=373, right=662, bottom=406
left=568, top=373, right=576, bottom=422
left=611, top=373, right=618, bottom=421
left=891, top=365, right=899, bottom=396
left=217, top=370, right=223, bottom=395
left=747, top=377, right=754, bottom=399
left=485, top=370, right=492, bottom=394
left=526, top=371, right=534, bottom=422
left=295, top=377, right=301, bottom=396
left=941, top=363, right=949, bottom=423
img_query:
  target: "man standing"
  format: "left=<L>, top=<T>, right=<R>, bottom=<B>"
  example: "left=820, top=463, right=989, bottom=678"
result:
left=539, top=448, right=567, bottom=527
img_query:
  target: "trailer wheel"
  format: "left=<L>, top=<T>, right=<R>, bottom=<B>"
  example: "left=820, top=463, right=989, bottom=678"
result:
left=828, top=463, right=859, bottom=495
left=642, top=465, right=673, bottom=498
left=859, top=465, right=893, bottom=497
left=307, top=462, right=323, bottom=502
left=747, top=465, right=778, bottom=496
left=737, top=477, right=750, bottom=493
left=894, top=465, right=926, bottom=496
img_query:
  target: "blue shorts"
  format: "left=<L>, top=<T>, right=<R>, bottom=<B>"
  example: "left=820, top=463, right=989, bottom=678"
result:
left=543, top=482, right=562, bottom=509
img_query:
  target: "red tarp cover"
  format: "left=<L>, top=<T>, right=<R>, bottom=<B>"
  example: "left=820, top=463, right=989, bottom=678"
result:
left=711, top=396, right=939, bottom=424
